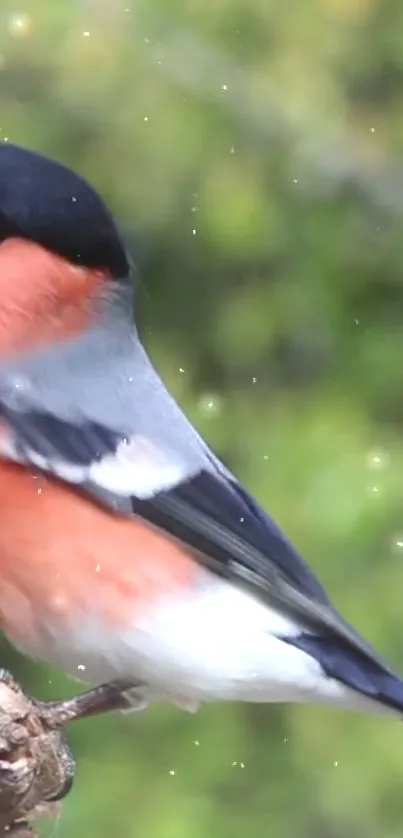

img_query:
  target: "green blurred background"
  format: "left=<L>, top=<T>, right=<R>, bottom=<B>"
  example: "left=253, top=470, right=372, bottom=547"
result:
left=2, top=0, right=403, bottom=835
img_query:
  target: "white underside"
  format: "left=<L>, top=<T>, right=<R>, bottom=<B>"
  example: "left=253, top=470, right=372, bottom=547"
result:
left=17, top=574, right=394, bottom=717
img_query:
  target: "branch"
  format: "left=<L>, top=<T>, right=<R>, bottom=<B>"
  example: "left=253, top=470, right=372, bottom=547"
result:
left=0, top=671, right=133, bottom=837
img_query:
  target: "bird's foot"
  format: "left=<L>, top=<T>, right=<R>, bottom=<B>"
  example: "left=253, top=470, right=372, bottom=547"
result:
left=32, top=678, right=141, bottom=727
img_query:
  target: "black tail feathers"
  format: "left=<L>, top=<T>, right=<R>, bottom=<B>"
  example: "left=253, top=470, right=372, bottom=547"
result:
left=287, top=634, right=403, bottom=715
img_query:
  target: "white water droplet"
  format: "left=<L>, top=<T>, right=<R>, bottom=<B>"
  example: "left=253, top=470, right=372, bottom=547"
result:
left=11, top=374, right=30, bottom=393
left=8, top=12, right=32, bottom=37
left=366, top=449, right=389, bottom=470
left=391, top=536, right=403, bottom=555
left=199, top=394, right=222, bottom=417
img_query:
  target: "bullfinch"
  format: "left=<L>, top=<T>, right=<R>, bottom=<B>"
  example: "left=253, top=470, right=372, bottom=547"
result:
left=0, top=141, right=401, bottom=719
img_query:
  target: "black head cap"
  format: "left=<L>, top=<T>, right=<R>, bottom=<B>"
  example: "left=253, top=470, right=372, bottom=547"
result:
left=0, top=143, right=130, bottom=277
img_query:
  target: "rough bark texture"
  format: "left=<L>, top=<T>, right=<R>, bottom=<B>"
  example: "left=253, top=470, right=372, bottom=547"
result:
left=0, top=671, right=131, bottom=837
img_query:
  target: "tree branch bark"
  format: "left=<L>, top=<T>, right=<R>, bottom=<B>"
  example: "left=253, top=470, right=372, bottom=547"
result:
left=0, top=671, right=132, bottom=837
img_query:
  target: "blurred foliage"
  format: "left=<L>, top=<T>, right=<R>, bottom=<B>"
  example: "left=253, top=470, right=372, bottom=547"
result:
left=1, top=0, right=403, bottom=836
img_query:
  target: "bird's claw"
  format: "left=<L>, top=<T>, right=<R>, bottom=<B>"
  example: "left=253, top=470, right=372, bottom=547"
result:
left=32, top=678, right=141, bottom=727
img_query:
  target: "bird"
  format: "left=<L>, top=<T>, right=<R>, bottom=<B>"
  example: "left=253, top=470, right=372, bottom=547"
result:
left=0, top=142, right=401, bottom=721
